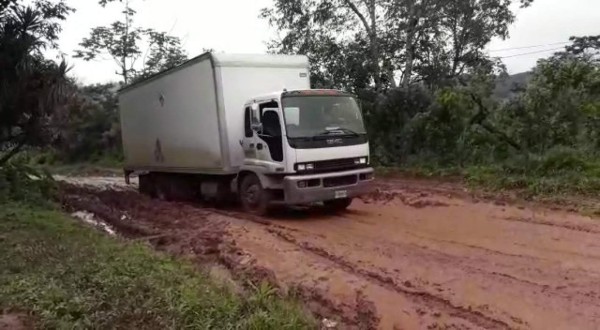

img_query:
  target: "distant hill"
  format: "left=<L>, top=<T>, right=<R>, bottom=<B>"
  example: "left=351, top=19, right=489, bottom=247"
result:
left=493, top=71, right=532, bottom=100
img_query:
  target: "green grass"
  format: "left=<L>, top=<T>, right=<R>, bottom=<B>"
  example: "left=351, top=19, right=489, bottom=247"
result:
left=0, top=203, right=315, bottom=329
left=376, top=148, right=600, bottom=200
left=10, top=149, right=124, bottom=177
left=464, top=165, right=600, bottom=197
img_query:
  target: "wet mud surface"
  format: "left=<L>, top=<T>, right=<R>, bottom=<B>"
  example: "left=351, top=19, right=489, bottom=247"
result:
left=59, top=176, right=600, bottom=329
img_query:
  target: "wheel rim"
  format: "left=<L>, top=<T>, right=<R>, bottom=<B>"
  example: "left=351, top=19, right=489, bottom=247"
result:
left=243, top=183, right=260, bottom=207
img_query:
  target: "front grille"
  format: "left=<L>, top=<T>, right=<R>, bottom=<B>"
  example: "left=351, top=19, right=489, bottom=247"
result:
left=323, top=175, right=358, bottom=188
left=314, top=158, right=359, bottom=171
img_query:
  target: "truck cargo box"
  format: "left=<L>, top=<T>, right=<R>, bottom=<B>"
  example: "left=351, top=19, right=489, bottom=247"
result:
left=118, top=52, right=310, bottom=175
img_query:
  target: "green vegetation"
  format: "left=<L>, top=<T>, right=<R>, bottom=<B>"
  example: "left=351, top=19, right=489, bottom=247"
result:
left=262, top=1, right=600, bottom=198
left=0, top=177, right=314, bottom=329
left=0, top=163, right=57, bottom=206
left=378, top=148, right=600, bottom=198
left=0, top=162, right=314, bottom=328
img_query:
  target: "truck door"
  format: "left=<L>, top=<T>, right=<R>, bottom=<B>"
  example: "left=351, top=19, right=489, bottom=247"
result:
left=241, top=102, right=284, bottom=164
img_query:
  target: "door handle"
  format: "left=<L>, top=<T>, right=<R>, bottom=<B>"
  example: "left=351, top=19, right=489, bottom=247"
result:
left=257, top=143, right=263, bottom=150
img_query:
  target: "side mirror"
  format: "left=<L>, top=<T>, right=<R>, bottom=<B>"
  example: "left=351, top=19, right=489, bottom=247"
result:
left=251, top=103, right=260, bottom=130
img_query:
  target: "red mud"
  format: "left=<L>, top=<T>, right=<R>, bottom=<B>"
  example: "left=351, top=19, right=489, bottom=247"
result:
left=59, top=178, right=600, bottom=330
left=0, top=313, right=30, bottom=330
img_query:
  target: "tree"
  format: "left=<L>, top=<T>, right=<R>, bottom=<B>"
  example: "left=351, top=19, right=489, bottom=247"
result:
left=565, top=35, right=600, bottom=62
left=74, top=0, right=187, bottom=84
left=262, top=0, right=533, bottom=92
left=261, top=0, right=388, bottom=92
left=0, top=0, right=73, bottom=165
left=500, top=39, right=600, bottom=152
left=54, top=83, right=122, bottom=161
left=0, top=0, right=18, bottom=13
left=131, top=30, right=188, bottom=82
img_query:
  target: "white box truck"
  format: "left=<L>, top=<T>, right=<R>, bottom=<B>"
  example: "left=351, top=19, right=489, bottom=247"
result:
left=118, top=52, right=374, bottom=215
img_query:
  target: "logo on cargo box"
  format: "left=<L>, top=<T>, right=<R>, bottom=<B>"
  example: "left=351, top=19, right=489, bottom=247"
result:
left=154, top=139, right=165, bottom=163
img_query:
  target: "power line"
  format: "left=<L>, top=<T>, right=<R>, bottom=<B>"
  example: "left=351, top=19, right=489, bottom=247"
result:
left=498, top=47, right=566, bottom=59
left=489, top=41, right=569, bottom=53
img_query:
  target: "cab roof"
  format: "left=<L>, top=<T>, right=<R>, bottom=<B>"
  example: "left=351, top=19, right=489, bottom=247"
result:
left=245, top=89, right=355, bottom=105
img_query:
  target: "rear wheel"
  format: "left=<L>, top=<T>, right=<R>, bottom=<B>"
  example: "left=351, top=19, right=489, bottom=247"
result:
left=324, top=198, right=353, bottom=212
left=139, top=173, right=198, bottom=201
left=240, top=174, right=271, bottom=216
left=138, top=174, right=157, bottom=198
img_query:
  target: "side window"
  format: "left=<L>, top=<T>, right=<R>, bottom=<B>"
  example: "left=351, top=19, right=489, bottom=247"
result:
left=259, top=101, right=279, bottom=116
left=244, top=107, right=252, bottom=138
left=259, top=101, right=280, bottom=136
left=261, top=111, right=282, bottom=137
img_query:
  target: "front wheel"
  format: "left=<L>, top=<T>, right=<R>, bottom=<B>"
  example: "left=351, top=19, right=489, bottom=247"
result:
left=240, top=174, right=271, bottom=216
left=324, top=198, right=353, bottom=212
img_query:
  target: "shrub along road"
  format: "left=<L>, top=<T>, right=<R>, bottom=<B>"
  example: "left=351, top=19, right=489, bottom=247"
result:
left=56, top=176, right=600, bottom=330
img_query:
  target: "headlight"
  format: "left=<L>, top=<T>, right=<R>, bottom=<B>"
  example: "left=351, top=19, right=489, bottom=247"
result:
left=355, top=157, right=368, bottom=165
left=296, top=163, right=315, bottom=172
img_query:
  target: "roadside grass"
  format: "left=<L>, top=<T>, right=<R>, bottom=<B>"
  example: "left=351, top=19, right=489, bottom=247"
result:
left=0, top=203, right=315, bottom=329
left=376, top=150, right=600, bottom=206
left=11, top=149, right=123, bottom=177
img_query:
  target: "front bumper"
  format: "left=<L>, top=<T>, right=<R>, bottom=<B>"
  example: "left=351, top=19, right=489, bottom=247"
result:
left=282, top=167, right=374, bottom=205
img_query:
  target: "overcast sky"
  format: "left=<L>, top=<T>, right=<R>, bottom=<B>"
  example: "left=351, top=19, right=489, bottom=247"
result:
left=52, top=0, right=600, bottom=84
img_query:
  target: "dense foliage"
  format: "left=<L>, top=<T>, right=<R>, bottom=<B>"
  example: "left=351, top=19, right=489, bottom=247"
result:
left=0, top=0, right=73, bottom=165
left=262, top=0, right=600, bottom=194
left=0, top=0, right=189, bottom=166
left=363, top=43, right=600, bottom=167
left=54, top=83, right=122, bottom=162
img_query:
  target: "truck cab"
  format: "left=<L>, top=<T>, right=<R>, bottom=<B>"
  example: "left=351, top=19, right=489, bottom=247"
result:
left=237, top=89, right=374, bottom=214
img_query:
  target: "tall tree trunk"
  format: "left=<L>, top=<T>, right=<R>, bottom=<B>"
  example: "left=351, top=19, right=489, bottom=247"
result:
left=122, top=0, right=130, bottom=84
left=368, top=0, right=382, bottom=92
left=343, top=0, right=382, bottom=92
left=401, top=0, right=417, bottom=88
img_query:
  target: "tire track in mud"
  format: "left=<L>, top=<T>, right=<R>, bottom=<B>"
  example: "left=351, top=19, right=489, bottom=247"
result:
left=264, top=226, right=513, bottom=330
left=208, top=208, right=505, bottom=328
left=58, top=178, right=600, bottom=330
left=501, top=216, right=600, bottom=234
left=59, top=184, right=380, bottom=329
left=61, top=188, right=531, bottom=329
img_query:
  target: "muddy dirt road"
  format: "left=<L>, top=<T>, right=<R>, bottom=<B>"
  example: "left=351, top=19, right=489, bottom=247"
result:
left=59, top=177, right=600, bottom=330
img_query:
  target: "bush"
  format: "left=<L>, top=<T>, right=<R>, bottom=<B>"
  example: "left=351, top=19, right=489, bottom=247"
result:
left=0, top=163, right=56, bottom=206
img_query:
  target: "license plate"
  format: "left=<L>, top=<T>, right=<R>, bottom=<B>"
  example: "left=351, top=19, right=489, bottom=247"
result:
left=335, top=190, right=348, bottom=199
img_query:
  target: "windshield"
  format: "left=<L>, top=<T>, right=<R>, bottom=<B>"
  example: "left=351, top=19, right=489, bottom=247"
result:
left=282, top=95, right=367, bottom=138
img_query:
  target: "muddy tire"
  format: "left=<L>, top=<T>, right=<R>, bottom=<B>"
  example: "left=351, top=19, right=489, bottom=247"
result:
left=324, top=198, right=353, bottom=212
left=138, top=174, right=156, bottom=198
left=240, top=174, right=271, bottom=216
